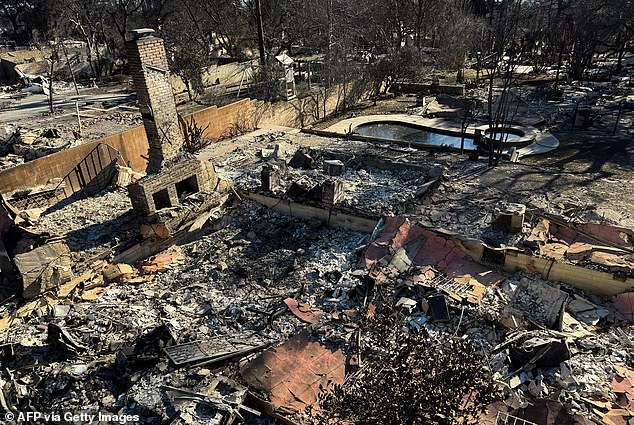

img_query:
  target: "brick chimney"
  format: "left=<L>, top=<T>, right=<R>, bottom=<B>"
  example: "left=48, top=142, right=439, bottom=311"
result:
left=127, top=28, right=184, bottom=173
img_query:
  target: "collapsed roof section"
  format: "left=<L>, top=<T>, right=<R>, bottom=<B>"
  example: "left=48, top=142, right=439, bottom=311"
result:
left=361, top=216, right=504, bottom=298
left=527, top=217, right=634, bottom=273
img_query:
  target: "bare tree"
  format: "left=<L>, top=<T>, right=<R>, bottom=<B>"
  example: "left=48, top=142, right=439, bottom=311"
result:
left=460, top=96, right=483, bottom=154
left=108, top=0, right=144, bottom=50
left=478, top=0, right=523, bottom=166
left=43, top=43, right=60, bottom=114
left=196, top=0, right=251, bottom=59
left=161, top=5, right=216, bottom=102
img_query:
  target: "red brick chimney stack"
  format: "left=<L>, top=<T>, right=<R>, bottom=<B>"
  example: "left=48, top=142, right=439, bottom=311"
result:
left=126, top=28, right=184, bottom=174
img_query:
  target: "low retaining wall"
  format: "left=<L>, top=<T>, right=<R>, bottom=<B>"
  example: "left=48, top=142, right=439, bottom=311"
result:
left=244, top=191, right=377, bottom=233
left=247, top=194, right=634, bottom=297
left=504, top=250, right=634, bottom=297
left=0, top=126, right=149, bottom=195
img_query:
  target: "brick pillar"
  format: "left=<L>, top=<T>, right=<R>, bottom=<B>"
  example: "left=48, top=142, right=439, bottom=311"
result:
left=126, top=28, right=184, bottom=174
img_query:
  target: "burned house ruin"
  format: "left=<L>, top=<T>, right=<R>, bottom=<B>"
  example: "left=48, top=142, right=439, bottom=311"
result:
left=0, top=5, right=632, bottom=424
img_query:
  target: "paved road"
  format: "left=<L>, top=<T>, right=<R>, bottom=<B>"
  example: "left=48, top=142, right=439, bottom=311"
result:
left=0, top=91, right=136, bottom=124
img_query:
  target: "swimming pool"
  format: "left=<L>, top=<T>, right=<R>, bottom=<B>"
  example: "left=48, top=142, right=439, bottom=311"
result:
left=355, top=122, right=477, bottom=150
left=354, top=122, right=524, bottom=151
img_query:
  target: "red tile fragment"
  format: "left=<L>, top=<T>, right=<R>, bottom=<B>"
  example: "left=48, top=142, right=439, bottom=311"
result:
left=283, top=298, right=323, bottom=325
left=579, top=223, right=633, bottom=249
left=529, top=218, right=634, bottom=270
left=240, top=333, right=345, bottom=414
left=363, top=217, right=504, bottom=288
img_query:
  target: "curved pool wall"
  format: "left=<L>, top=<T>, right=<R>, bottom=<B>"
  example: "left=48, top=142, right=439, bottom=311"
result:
left=322, top=114, right=555, bottom=158
left=352, top=120, right=536, bottom=152
left=477, top=125, right=535, bottom=148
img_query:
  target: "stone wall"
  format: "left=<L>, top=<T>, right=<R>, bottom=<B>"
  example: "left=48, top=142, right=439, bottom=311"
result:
left=169, top=60, right=256, bottom=94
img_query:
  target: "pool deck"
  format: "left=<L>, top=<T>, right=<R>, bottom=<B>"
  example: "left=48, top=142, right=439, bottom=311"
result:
left=324, top=114, right=559, bottom=158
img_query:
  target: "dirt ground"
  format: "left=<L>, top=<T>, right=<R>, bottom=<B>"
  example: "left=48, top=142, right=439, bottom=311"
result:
left=522, top=130, right=633, bottom=225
